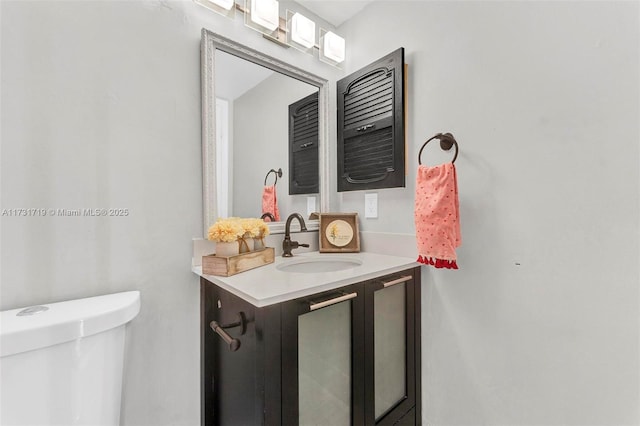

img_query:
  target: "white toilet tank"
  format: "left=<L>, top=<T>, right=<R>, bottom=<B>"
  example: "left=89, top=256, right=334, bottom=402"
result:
left=0, top=291, right=141, bottom=426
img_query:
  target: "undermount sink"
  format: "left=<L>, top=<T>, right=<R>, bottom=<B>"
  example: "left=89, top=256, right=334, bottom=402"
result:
left=277, top=256, right=362, bottom=273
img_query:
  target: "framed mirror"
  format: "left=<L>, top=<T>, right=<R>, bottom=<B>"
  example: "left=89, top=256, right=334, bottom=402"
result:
left=201, top=30, right=329, bottom=235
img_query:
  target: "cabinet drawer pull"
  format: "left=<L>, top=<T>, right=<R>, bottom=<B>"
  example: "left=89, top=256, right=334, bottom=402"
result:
left=382, top=275, right=412, bottom=288
left=309, top=292, right=357, bottom=311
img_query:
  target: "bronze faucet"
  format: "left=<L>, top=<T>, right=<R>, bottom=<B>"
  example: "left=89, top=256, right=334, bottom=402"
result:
left=282, top=213, right=309, bottom=257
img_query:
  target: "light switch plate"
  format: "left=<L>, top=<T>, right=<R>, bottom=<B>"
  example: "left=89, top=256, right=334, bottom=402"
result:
left=365, top=193, right=378, bottom=218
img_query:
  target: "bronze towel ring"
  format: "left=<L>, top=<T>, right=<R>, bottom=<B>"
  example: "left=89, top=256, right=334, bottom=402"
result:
left=264, top=168, right=283, bottom=186
left=418, top=133, right=459, bottom=165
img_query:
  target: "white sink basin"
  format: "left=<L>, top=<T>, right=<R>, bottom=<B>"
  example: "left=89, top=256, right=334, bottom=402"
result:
left=277, top=256, right=362, bottom=273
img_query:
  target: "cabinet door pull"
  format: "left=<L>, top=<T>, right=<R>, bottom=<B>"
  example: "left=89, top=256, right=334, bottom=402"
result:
left=356, top=124, right=375, bottom=132
left=344, top=170, right=390, bottom=185
left=309, top=292, right=357, bottom=311
left=382, top=275, right=412, bottom=288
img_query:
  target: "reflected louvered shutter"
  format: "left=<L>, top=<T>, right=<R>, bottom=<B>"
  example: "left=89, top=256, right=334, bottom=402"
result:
left=289, top=91, right=319, bottom=195
left=337, top=48, right=405, bottom=192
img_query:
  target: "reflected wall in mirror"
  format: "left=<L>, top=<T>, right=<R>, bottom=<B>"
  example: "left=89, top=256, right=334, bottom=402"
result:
left=215, top=51, right=318, bottom=220
left=201, top=30, right=329, bottom=235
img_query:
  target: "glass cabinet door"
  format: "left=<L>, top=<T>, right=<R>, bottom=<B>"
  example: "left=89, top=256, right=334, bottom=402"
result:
left=281, top=283, right=365, bottom=426
left=365, top=274, right=416, bottom=425
left=299, top=300, right=351, bottom=425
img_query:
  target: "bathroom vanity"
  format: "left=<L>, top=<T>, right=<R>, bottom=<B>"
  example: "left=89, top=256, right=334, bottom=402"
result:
left=198, top=30, right=419, bottom=426
left=194, top=252, right=421, bottom=426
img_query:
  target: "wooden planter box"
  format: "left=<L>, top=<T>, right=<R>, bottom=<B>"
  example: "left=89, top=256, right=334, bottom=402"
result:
left=202, top=247, right=275, bottom=277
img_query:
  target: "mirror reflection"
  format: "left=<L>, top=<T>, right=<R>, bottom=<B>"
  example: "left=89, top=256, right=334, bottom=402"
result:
left=214, top=50, right=319, bottom=222
left=201, top=30, right=328, bottom=235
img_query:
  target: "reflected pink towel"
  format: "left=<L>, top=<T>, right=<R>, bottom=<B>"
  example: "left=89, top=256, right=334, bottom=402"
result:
left=261, top=185, right=280, bottom=222
left=414, top=163, right=461, bottom=269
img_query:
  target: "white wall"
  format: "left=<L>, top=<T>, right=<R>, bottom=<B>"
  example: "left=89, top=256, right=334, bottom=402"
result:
left=0, top=1, right=337, bottom=425
left=338, top=1, right=639, bottom=424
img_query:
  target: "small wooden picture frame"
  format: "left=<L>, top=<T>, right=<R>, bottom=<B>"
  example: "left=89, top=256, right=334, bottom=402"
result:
left=319, top=213, right=360, bottom=253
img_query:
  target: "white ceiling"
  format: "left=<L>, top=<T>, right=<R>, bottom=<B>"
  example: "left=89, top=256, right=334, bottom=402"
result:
left=294, top=0, right=374, bottom=27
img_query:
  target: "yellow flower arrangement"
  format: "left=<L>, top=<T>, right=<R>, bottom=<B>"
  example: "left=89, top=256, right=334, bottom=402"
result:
left=207, top=219, right=244, bottom=243
left=240, top=218, right=270, bottom=238
left=257, top=219, right=270, bottom=238
left=207, top=217, right=269, bottom=243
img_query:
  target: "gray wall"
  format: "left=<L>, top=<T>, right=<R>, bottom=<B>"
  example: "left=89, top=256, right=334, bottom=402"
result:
left=1, top=2, right=204, bottom=425
left=338, top=1, right=640, bottom=424
left=0, top=1, right=335, bottom=425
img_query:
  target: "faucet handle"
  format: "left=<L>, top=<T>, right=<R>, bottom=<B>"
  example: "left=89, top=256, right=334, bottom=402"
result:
left=282, top=240, right=309, bottom=257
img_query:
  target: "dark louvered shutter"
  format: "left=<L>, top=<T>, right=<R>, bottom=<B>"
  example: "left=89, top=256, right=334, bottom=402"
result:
left=337, top=48, right=405, bottom=192
left=289, top=91, right=319, bottom=195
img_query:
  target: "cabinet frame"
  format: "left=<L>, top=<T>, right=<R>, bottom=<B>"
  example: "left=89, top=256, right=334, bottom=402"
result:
left=337, top=48, right=406, bottom=192
left=200, top=279, right=283, bottom=425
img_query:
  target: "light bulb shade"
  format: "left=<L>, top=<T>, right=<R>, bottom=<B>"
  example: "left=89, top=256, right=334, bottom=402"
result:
left=322, top=31, right=345, bottom=64
left=194, top=0, right=236, bottom=17
left=211, top=0, right=234, bottom=9
left=291, top=13, right=315, bottom=48
left=250, top=0, right=279, bottom=31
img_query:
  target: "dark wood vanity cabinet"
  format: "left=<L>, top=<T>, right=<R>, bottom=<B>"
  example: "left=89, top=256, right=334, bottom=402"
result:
left=200, top=266, right=421, bottom=426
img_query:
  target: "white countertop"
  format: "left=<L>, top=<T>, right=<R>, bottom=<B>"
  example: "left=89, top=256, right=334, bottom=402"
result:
left=192, top=251, right=417, bottom=307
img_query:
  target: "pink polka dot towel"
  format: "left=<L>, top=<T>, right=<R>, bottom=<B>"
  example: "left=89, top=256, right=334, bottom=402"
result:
left=414, top=162, right=461, bottom=269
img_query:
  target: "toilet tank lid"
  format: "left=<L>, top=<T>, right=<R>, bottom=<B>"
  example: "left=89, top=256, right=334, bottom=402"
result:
left=1, top=291, right=140, bottom=357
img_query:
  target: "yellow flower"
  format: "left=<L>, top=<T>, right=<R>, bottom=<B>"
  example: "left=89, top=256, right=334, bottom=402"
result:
left=207, top=219, right=244, bottom=243
left=258, top=219, right=270, bottom=237
left=330, top=223, right=338, bottom=240
left=239, top=218, right=270, bottom=238
left=207, top=217, right=269, bottom=242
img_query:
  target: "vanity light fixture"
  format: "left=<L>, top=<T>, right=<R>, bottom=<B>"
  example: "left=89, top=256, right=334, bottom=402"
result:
left=246, top=0, right=279, bottom=32
left=288, top=11, right=316, bottom=50
left=195, top=0, right=346, bottom=68
left=211, top=0, right=235, bottom=10
left=320, top=29, right=346, bottom=64
left=194, top=0, right=236, bottom=18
